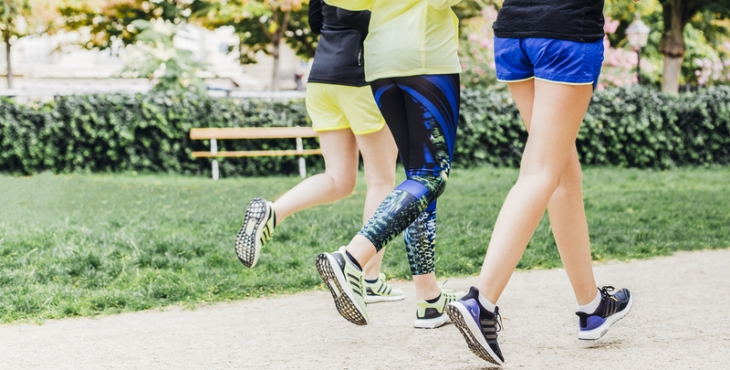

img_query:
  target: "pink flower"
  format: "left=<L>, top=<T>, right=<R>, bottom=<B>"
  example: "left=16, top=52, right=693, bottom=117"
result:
left=628, top=52, right=638, bottom=65
left=483, top=5, right=498, bottom=20
left=604, top=17, right=620, bottom=34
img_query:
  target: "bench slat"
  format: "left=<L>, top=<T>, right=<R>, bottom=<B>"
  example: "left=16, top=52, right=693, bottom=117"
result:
left=190, top=127, right=318, bottom=140
left=192, top=149, right=323, bottom=158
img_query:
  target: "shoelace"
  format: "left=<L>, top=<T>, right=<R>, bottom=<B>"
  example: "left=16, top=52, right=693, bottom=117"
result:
left=480, top=309, right=503, bottom=340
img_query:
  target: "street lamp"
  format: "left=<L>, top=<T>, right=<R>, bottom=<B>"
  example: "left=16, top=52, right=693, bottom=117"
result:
left=625, top=13, right=651, bottom=84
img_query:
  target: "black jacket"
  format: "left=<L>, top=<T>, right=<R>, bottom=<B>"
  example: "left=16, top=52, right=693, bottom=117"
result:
left=307, top=0, right=371, bottom=86
left=493, top=0, right=605, bottom=42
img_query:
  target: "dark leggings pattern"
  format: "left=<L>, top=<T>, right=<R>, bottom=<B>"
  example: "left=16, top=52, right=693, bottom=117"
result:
left=358, top=74, right=460, bottom=275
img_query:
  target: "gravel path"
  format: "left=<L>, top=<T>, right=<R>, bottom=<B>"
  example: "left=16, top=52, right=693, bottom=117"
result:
left=2, top=249, right=729, bottom=370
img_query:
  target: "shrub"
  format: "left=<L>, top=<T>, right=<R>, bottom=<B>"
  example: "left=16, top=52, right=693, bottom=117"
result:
left=0, top=92, right=321, bottom=177
left=1, top=86, right=728, bottom=177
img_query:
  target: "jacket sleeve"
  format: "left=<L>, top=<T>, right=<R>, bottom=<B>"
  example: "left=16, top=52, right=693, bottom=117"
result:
left=427, top=0, right=462, bottom=10
left=309, top=0, right=324, bottom=34
left=336, top=9, right=371, bottom=35
left=324, top=0, right=374, bottom=11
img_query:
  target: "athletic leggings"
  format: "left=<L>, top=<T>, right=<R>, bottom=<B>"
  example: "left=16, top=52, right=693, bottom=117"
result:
left=358, top=74, right=460, bottom=276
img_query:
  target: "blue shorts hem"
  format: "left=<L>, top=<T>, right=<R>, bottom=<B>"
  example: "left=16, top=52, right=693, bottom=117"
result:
left=496, top=73, right=534, bottom=82
left=534, top=72, right=596, bottom=85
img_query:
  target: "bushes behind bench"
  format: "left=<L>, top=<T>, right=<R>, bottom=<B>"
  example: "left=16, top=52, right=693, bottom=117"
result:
left=0, top=94, right=320, bottom=177
left=1, top=85, right=729, bottom=177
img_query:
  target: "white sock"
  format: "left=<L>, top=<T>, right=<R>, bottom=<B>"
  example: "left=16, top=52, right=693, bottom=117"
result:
left=478, top=292, right=496, bottom=313
left=577, top=289, right=601, bottom=314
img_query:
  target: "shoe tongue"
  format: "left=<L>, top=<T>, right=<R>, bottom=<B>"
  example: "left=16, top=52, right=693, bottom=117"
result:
left=480, top=306, right=496, bottom=320
left=332, top=253, right=346, bottom=271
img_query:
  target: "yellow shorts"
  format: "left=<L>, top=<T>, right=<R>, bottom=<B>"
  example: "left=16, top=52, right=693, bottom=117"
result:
left=306, top=83, right=386, bottom=135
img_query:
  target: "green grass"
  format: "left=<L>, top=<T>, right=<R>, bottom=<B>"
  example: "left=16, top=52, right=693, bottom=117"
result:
left=0, top=167, right=728, bottom=323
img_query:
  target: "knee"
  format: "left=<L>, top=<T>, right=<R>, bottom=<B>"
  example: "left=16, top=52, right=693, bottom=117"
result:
left=518, top=168, right=562, bottom=193
left=326, top=170, right=357, bottom=198
left=555, top=158, right=583, bottom=194
left=411, top=172, right=448, bottom=201
left=364, top=169, right=396, bottom=191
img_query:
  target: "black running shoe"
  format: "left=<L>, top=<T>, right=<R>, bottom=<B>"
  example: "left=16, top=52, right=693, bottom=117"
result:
left=577, top=286, right=632, bottom=340
left=445, top=286, right=504, bottom=365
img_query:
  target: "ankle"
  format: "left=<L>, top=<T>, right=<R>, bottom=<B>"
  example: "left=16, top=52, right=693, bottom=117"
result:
left=364, top=275, right=379, bottom=283
left=344, top=250, right=363, bottom=270
left=576, top=288, right=601, bottom=314
left=415, top=287, right=442, bottom=301
left=478, top=291, right=497, bottom=313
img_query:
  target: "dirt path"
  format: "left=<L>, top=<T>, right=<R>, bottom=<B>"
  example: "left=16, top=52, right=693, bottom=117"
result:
left=2, top=249, right=729, bottom=370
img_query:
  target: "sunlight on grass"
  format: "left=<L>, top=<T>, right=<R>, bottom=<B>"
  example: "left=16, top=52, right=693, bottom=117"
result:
left=0, top=167, right=728, bottom=322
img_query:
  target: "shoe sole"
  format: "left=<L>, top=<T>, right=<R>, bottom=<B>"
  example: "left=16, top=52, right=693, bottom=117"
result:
left=446, top=303, right=504, bottom=365
left=234, top=198, right=270, bottom=268
left=316, top=253, right=369, bottom=326
left=579, top=294, right=633, bottom=340
left=414, top=313, right=449, bottom=329
left=365, top=294, right=405, bottom=304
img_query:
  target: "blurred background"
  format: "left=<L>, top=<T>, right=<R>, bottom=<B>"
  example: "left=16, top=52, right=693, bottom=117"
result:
left=0, top=0, right=727, bottom=100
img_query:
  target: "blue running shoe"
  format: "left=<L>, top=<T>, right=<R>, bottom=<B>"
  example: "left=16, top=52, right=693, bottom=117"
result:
left=445, top=287, right=504, bottom=365
left=577, top=286, right=632, bottom=340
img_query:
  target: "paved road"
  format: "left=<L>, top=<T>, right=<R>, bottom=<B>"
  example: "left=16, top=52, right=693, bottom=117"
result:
left=1, top=249, right=729, bottom=370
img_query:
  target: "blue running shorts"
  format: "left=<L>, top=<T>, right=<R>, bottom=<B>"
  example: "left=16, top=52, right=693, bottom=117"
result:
left=494, top=37, right=604, bottom=89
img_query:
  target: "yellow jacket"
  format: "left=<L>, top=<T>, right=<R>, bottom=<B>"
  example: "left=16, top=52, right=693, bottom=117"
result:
left=324, top=0, right=463, bottom=81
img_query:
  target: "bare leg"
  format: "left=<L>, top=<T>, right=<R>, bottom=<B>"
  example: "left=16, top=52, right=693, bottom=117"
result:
left=273, top=129, right=359, bottom=222
left=354, top=126, right=399, bottom=280
left=475, top=80, right=594, bottom=304
left=413, top=273, right=442, bottom=300
left=507, top=81, right=597, bottom=305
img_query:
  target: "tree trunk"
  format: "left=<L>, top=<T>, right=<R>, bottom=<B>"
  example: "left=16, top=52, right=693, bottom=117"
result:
left=659, top=0, right=687, bottom=93
left=662, top=56, right=682, bottom=93
left=3, top=30, right=12, bottom=89
left=271, top=36, right=281, bottom=92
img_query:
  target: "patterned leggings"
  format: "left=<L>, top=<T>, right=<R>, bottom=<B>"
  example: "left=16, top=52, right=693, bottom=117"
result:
left=359, top=74, right=460, bottom=276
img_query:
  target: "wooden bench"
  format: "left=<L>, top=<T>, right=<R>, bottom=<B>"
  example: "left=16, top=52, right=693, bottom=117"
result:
left=189, top=127, right=323, bottom=180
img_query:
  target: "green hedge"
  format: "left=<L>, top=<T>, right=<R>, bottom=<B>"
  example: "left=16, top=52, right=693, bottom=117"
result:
left=1, top=86, right=729, bottom=176
left=0, top=93, right=321, bottom=177
left=457, top=85, right=730, bottom=168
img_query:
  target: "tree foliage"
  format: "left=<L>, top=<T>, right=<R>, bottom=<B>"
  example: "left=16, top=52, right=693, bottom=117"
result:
left=603, top=0, right=730, bottom=89
left=195, top=0, right=314, bottom=63
left=59, top=0, right=193, bottom=50
left=121, top=19, right=208, bottom=93
left=1, top=0, right=64, bottom=87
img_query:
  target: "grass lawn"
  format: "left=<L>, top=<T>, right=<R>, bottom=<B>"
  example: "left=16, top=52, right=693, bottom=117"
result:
left=1, top=167, right=728, bottom=323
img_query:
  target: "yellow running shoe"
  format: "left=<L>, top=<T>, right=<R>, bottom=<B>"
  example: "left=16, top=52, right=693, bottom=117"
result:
left=235, top=198, right=275, bottom=268
left=316, top=246, right=369, bottom=325
left=365, top=273, right=405, bottom=303
left=414, top=288, right=465, bottom=329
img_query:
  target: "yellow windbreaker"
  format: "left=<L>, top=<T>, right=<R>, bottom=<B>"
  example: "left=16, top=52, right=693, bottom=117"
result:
left=324, top=0, right=463, bottom=81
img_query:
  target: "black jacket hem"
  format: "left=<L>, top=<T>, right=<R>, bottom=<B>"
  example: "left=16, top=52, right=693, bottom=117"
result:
left=493, top=30, right=604, bottom=43
left=307, top=78, right=370, bottom=87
